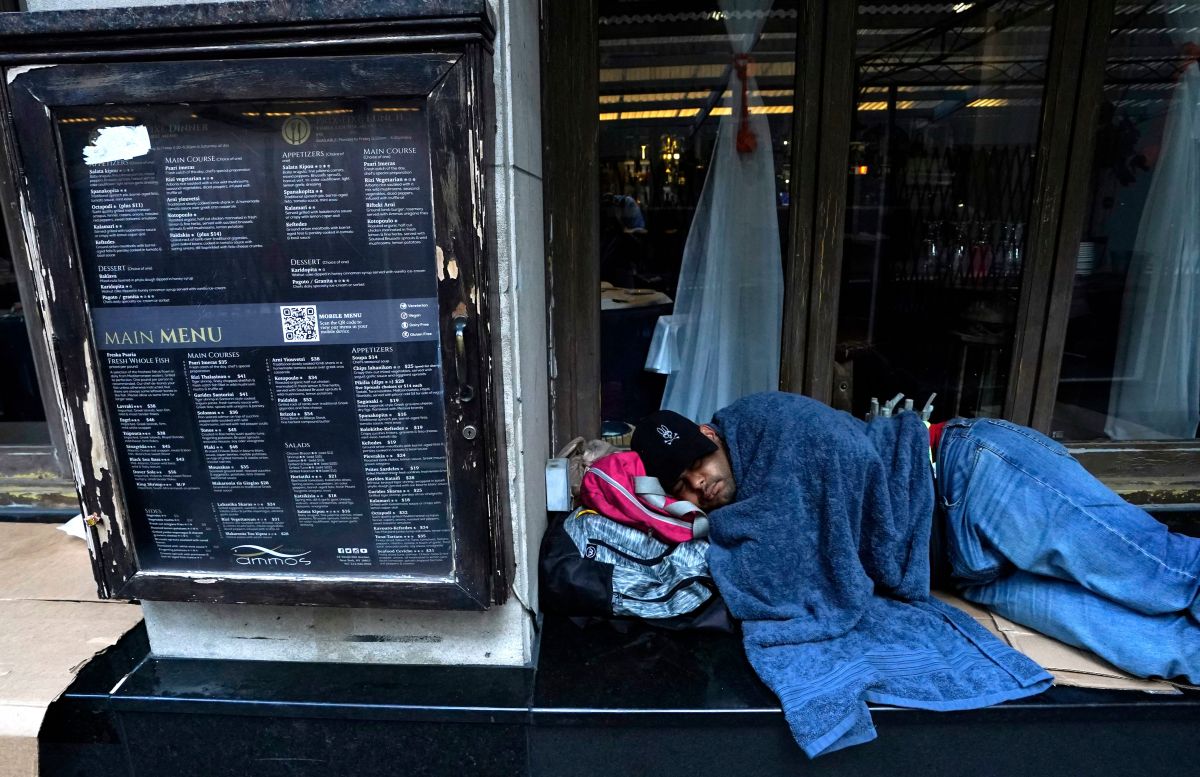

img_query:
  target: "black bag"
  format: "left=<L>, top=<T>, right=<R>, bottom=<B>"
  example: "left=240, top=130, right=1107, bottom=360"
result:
left=538, top=508, right=736, bottom=633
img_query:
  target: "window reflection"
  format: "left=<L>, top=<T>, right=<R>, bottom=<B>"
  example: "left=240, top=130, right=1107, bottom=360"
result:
left=836, top=1, right=1054, bottom=421
left=1052, top=5, right=1200, bottom=442
left=597, top=1, right=795, bottom=427
left=0, top=228, right=49, bottom=444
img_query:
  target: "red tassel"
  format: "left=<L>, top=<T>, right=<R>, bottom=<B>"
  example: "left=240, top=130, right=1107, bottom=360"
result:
left=736, top=124, right=758, bottom=154
left=1178, top=42, right=1200, bottom=82
left=733, top=54, right=757, bottom=154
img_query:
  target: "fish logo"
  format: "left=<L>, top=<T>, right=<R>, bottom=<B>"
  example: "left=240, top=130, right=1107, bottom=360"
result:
left=232, top=545, right=312, bottom=567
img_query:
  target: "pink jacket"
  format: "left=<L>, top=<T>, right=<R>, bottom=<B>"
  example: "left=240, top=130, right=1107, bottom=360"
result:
left=578, top=451, right=708, bottom=544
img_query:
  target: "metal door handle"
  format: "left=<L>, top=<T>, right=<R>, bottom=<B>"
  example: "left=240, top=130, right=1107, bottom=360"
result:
left=453, top=315, right=475, bottom=403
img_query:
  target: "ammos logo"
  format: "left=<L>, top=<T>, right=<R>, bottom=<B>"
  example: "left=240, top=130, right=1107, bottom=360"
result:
left=232, top=545, right=312, bottom=567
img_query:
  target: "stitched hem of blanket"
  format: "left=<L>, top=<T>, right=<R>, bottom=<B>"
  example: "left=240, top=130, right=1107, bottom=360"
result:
left=775, top=643, right=1022, bottom=707
left=802, top=712, right=877, bottom=758
left=865, top=682, right=1049, bottom=711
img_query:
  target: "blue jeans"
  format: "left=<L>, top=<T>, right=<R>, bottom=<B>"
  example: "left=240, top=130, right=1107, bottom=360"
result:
left=936, top=418, right=1200, bottom=682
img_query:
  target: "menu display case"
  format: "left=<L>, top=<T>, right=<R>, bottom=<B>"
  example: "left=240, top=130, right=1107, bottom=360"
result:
left=1, top=20, right=506, bottom=609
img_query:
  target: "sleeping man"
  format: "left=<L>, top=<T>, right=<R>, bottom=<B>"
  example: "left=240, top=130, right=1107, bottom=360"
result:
left=631, top=392, right=1198, bottom=756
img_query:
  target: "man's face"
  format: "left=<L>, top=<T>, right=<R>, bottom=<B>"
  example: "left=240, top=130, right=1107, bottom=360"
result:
left=670, top=425, right=737, bottom=511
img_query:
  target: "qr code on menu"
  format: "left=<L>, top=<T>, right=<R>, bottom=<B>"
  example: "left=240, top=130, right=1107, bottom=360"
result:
left=280, top=305, right=320, bottom=342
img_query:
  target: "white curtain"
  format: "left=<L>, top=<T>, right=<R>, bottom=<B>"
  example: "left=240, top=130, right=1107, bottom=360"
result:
left=1105, top=60, right=1200, bottom=440
left=659, top=0, right=783, bottom=423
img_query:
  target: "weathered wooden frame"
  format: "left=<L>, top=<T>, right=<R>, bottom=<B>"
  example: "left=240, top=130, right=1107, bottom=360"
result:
left=1, top=43, right=508, bottom=609
left=541, top=0, right=601, bottom=450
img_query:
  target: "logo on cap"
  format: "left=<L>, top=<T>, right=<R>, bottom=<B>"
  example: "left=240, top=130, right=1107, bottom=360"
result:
left=657, top=425, right=680, bottom=445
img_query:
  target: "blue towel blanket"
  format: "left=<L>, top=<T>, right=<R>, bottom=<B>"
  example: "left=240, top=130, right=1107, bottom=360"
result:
left=708, top=393, right=1052, bottom=757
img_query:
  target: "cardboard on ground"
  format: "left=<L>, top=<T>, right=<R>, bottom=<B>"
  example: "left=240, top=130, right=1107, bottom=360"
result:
left=934, top=591, right=1182, bottom=693
left=0, top=522, right=143, bottom=777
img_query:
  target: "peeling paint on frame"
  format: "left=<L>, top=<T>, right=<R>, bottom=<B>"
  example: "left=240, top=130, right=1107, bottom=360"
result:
left=18, top=188, right=128, bottom=594
left=5, top=63, right=56, bottom=85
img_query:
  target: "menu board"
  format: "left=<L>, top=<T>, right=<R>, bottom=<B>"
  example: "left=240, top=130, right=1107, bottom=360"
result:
left=57, top=101, right=454, bottom=577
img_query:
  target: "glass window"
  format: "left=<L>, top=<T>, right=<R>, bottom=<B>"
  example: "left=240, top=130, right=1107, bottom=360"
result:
left=596, top=0, right=796, bottom=429
left=0, top=228, right=50, bottom=445
left=834, top=1, right=1055, bottom=421
left=1050, top=5, right=1200, bottom=442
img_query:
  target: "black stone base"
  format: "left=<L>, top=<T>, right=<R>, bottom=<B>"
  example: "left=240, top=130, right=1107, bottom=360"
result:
left=40, top=616, right=1200, bottom=777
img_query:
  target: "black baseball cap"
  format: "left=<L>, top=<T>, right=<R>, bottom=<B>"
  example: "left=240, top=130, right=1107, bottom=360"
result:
left=631, top=409, right=718, bottom=489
